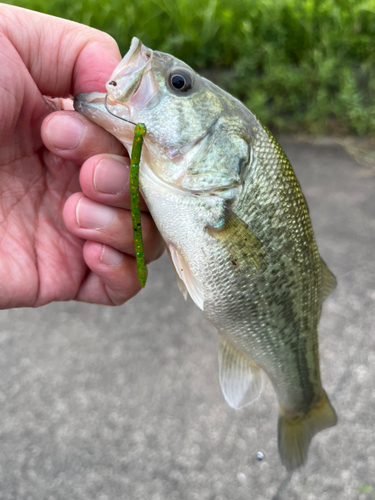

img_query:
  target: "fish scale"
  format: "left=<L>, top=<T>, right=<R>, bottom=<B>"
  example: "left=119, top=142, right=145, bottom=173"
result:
left=74, top=36, right=337, bottom=472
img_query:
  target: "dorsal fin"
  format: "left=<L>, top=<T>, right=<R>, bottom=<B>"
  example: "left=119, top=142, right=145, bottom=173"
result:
left=320, top=258, right=337, bottom=301
left=218, top=333, right=264, bottom=409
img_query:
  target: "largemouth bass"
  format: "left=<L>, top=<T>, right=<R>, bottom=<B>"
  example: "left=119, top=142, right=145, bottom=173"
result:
left=74, top=38, right=337, bottom=472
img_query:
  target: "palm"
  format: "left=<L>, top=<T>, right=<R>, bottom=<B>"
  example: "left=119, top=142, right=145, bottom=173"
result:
left=1, top=82, right=85, bottom=307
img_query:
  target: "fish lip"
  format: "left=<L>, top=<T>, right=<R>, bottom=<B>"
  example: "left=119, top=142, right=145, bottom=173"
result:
left=106, top=37, right=154, bottom=103
left=121, top=37, right=142, bottom=64
left=73, top=92, right=108, bottom=120
left=111, top=37, right=144, bottom=79
left=74, top=92, right=106, bottom=106
left=73, top=92, right=123, bottom=129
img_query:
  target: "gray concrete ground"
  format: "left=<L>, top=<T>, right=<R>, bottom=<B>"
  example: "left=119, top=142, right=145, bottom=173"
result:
left=0, top=140, right=374, bottom=499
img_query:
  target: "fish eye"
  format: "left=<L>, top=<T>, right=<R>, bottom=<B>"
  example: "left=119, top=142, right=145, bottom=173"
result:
left=169, top=70, right=193, bottom=92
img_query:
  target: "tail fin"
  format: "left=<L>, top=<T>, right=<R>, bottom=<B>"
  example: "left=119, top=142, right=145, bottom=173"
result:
left=278, top=390, right=337, bottom=472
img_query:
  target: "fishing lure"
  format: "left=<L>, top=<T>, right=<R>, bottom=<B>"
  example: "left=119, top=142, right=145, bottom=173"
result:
left=103, top=95, right=147, bottom=287
left=129, top=123, right=147, bottom=287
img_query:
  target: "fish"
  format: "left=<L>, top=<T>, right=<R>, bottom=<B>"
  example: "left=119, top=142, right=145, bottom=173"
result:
left=74, top=37, right=338, bottom=472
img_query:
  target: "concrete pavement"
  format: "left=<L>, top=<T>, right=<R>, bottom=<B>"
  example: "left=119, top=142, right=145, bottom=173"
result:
left=0, top=140, right=374, bottom=499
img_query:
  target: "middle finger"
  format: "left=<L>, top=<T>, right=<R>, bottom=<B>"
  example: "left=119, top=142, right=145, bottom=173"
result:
left=63, top=193, right=164, bottom=263
left=79, top=154, right=150, bottom=212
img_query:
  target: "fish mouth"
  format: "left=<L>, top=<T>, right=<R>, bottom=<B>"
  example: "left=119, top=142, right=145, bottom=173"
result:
left=74, top=37, right=161, bottom=130
left=74, top=92, right=107, bottom=118
left=106, top=37, right=154, bottom=104
left=74, top=91, right=135, bottom=149
left=74, top=38, right=152, bottom=113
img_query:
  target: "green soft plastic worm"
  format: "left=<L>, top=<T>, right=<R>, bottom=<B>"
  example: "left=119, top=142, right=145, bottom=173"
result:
left=130, top=123, right=147, bottom=287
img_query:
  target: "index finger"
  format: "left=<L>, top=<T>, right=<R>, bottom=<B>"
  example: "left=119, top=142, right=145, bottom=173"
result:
left=0, top=4, right=121, bottom=95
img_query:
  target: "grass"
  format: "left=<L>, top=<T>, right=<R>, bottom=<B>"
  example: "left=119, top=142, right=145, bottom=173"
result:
left=6, top=0, right=375, bottom=135
left=357, top=485, right=374, bottom=493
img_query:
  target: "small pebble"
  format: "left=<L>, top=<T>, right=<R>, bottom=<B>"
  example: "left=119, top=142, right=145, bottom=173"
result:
left=256, top=451, right=264, bottom=461
left=237, top=472, right=246, bottom=483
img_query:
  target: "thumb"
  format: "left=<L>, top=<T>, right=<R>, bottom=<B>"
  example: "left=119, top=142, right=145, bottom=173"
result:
left=0, top=4, right=121, bottom=95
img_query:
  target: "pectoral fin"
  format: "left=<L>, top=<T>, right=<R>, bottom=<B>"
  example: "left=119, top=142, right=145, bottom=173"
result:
left=218, top=333, right=264, bottom=409
left=168, top=244, right=204, bottom=310
left=206, top=209, right=267, bottom=272
left=166, top=245, right=188, bottom=300
left=320, top=258, right=337, bottom=301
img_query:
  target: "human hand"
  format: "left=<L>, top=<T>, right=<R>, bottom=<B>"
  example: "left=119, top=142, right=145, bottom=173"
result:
left=0, top=4, right=164, bottom=308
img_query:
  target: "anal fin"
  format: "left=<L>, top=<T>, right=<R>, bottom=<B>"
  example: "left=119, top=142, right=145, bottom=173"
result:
left=320, top=258, right=337, bottom=301
left=219, top=333, right=263, bottom=409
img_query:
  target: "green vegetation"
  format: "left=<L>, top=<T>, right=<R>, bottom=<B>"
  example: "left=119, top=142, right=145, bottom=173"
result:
left=357, top=485, right=374, bottom=493
left=6, top=0, right=375, bottom=135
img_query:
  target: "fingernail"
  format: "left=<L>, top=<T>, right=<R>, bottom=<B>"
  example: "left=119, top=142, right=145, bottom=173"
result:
left=100, top=245, right=123, bottom=266
left=46, top=115, right=84, bottom=150
left=76, top=198, right=115, bottom=229
left=94, top=158, right=129, bottom=194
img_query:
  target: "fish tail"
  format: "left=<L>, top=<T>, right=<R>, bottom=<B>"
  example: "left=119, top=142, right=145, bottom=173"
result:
left=278, top=390, right=337, bottom=472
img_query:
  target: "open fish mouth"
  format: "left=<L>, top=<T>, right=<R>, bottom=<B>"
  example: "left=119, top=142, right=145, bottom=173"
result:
left=106, top=37, right=153, bottom=104
left=75, top=38, right=161, bottom=126
left=74, top=37, right=152, bottom=109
